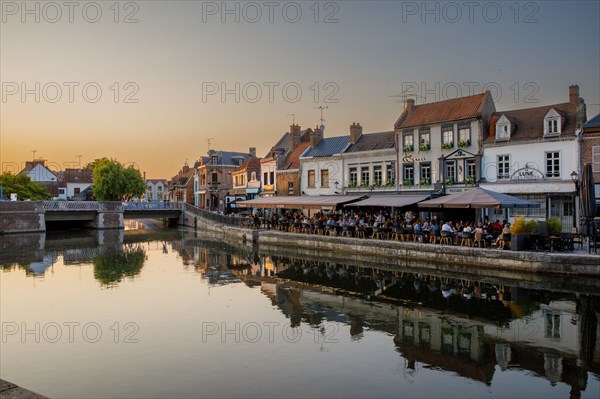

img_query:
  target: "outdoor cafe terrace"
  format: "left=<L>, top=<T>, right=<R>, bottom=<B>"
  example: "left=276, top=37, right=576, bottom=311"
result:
left=234, top=189, right=598, bottom=254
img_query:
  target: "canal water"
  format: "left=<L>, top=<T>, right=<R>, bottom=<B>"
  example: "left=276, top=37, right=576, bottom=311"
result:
left=1, top=227, right=599, bottom=398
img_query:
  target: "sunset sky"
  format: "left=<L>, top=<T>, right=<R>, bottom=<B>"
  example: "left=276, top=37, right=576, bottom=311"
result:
left=1, top=0, right=599, bottom=178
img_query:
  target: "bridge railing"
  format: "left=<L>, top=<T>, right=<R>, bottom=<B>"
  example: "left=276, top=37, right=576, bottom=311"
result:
left=122, top=201, right=183, bottom=211
left=43, top=201, right=99, bottom=211
left=182, top=204, right=250, bottom=228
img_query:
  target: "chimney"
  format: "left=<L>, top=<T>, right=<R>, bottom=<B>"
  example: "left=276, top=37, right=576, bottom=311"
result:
left=406, top=98, right=415, bottom=110
left=569, top=85, right=580, bottom=105
left=350, top=122, right=363, bottom=144
left=249, top=147, right=256, bottom=157
left=310, top=125, right=323, bottom=148
left=290, top=124, right=301, bottom=147
left=143, top=171, right=146, bottom=181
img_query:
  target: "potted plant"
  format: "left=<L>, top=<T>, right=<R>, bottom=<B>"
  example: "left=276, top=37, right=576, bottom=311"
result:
left=403, top=179, right=414, bottom=187
left=373, top=180, right=382, bottom=188
left=510, top=217, right=538, bottom=251
left=441, top=142, right=453, bottom=150
left=403, top=144, right=414, bottom=153
left=359, top=181, right=369, bottom=188
left=419, top=178, right=431, bottom=186
left=419, top=143, right=431, bottom=152
left=385, top=178, right=395, bottom=187
left=465, top=176, right=475, bottom=186
left=457, top=139, right=471, bottom=148
left=348, top=181, right=357, bottom=189
left=444, top=177, right=455, bottom=186
left=547, top=216, right=563, bottom=236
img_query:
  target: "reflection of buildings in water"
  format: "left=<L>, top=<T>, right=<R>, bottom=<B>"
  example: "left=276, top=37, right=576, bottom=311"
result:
left=258, top=275, right=598, bottom=394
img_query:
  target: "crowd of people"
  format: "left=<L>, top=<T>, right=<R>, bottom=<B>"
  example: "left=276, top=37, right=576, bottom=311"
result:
left=249, top=209, right=512, bottom=246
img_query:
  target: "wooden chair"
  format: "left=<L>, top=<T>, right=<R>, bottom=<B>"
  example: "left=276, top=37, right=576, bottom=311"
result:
left=473, top=231, right=486, bottom=248
left=372, top=227, right=385, bottom=240
left=355, top=226, right=366, bottom=239
left=313, top=222, right=325, bottom=235
left=391, top=227, right=402, bottom=241
left=440, top=231, right=453, bottom=245
left=498, top=233, right=511, bottom=250
left=342, top=225, right=354, bottom=237
left=461, top=232, right=474, bottom=247
left=571, top=228, right=584, bottom=249
left=401, top=228, right=414, bottom=242
left=430, top=230, right=441, bottom=244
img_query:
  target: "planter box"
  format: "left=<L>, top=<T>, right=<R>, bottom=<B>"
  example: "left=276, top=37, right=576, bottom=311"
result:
left=511, top=234, right=530, bottom=251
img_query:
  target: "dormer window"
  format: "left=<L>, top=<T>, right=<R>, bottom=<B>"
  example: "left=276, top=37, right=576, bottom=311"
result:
left=495, top=115, right=512, bottom=141
left=211, top=155, right=218, bottom=164
left=544, top=108, right=564, bottom=136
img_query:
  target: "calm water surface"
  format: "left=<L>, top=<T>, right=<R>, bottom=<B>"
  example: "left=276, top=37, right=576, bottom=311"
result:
left=1, top=228, right=599, bottom=398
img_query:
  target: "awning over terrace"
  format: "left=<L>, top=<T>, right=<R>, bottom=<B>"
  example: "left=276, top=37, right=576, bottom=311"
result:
left=345, top=194, right=430, bottom=208
left=237, top=195, right=366, bottom=210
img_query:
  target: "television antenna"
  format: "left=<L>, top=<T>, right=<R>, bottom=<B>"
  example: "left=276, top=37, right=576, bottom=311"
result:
left=286, top=113, right=295, bottom=125
left=316, top=106, right=328, bottom=125
left=206, top=138, right=215, bottom=151
left=77, top=155, right=82, bottom=168
left=32, top=150, right=37, bottom=160
left=389, top=89, right=427, bottom=104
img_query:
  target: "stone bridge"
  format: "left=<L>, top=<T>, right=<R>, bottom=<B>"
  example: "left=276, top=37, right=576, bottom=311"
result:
left=0, top=201, right=183, bottom=233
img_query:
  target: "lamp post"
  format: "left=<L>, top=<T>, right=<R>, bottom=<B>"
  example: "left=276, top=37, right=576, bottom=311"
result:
left=571, top=170, right=579, bottom=230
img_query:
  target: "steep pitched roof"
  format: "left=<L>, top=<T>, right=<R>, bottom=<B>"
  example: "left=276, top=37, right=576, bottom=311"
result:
left=146, top=179, right=167, bottom=185
left=63, top=169, right=93, bottom=183
left=233, top=157, right=261, bottom=173
left=346, top=131, right=395, bottom=153
left=302, top=136, right=351, bottom=158
left=485, top=102, right=580, bottom=143
left=207, top=151, right=251, bottom=166
left=281, top=142, right=311, bottom=170
left=395, top=92, right=491, bottom=129
left=584, top=113, right=600, bottom=129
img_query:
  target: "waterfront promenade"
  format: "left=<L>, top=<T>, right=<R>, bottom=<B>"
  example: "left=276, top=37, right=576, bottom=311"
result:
left=180, top=206, right=600, bottom=277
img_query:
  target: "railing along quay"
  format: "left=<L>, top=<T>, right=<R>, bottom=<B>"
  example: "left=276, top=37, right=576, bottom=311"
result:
left=42, top=201, right=99, bottom=211
left=182, top=204, right=250, bottom=228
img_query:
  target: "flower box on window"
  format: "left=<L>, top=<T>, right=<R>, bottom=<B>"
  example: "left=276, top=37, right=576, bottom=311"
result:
left=419, top=178, right=431, bottom=186
left=403, top=179, right=414, bottom=187
left=419, top=144, right=431, bottom=152
left=458, top=140, right=471, bottom=148
left=441, top=142, right=454, bottom=150
left=403, top=145, right=414, bottom=153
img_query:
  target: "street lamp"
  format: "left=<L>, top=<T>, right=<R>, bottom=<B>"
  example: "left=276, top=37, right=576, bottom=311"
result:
left=571, top=170, right=579, bottom=230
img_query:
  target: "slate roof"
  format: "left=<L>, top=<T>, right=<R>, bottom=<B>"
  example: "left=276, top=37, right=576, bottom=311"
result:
left=302, top=136, right=351, bottom=158
left=485, top=102, right=580, bottom=143
left=584, top=113, right=600, bottom=129
left=280, top=142, right=311, bottom=170
left=207, top=151, right=252, bottom=166
left=395, top=92, right=490, bottom=129
left=233, top=157, right=261, bottom=173
left=63, top=169, right=93, bottom=183
left=346, top=131, right=395, bottom=153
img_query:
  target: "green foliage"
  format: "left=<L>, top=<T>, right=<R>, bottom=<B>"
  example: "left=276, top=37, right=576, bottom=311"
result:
left=465, top=176, right=476, bottom=186
left=510, top=217, right=538, bottom=235
left=93, top=247, right=147, bottom=287
left=403, top=179, right=414, bottom=187
left=441, top=142, right=454, bottom=150
left=458, top=139, right=471, bottom=148
left=0, top=172, right=50, bottom=200
left=419, top=143, right=431, bottom=152
left=91, top=159, right=145, bottom=201
left=403, top=144, right=414, bottom=153
left=419, top=178, right=431, bottom=186
left=547, top=216, right=563, bottom=235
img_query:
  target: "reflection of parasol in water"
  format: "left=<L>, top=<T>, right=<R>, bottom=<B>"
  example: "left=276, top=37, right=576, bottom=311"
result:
left=579, top=163, right=597, bottom=237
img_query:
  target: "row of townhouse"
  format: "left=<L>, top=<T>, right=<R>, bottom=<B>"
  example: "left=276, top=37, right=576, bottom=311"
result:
left=184, top=85, right=596, bottom=231
left=17, top=160, right=94, bottom=200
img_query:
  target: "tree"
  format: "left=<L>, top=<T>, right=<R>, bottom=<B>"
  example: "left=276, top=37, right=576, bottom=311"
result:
left=91, top=159, right=145, bottom=201
left=0, top=172, right=50, bottom=200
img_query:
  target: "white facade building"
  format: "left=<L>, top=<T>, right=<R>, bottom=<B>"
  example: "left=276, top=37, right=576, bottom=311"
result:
left=145, top=179, right=168, bottom=201
left=480, top=85, right=586, bottom=231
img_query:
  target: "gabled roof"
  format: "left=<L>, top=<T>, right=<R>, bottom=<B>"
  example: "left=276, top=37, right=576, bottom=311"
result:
left=302, top=136, right=350, bottom=158
left=346, top=131, right=395, bottom=153
left=146, top=179, right=167, bottom=185
left=395, top=92, right=491, bottom=129
left=486, top=102, right=580, bottom=143
left=206, top=151, right=252, bottom=166
left=233, top=157, right=261, bottom=173
left=63, top=169, right=93, bottom=183
left=280, top=142, right=311, bottom=170
left=584, top=113, right=600, bottom=129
